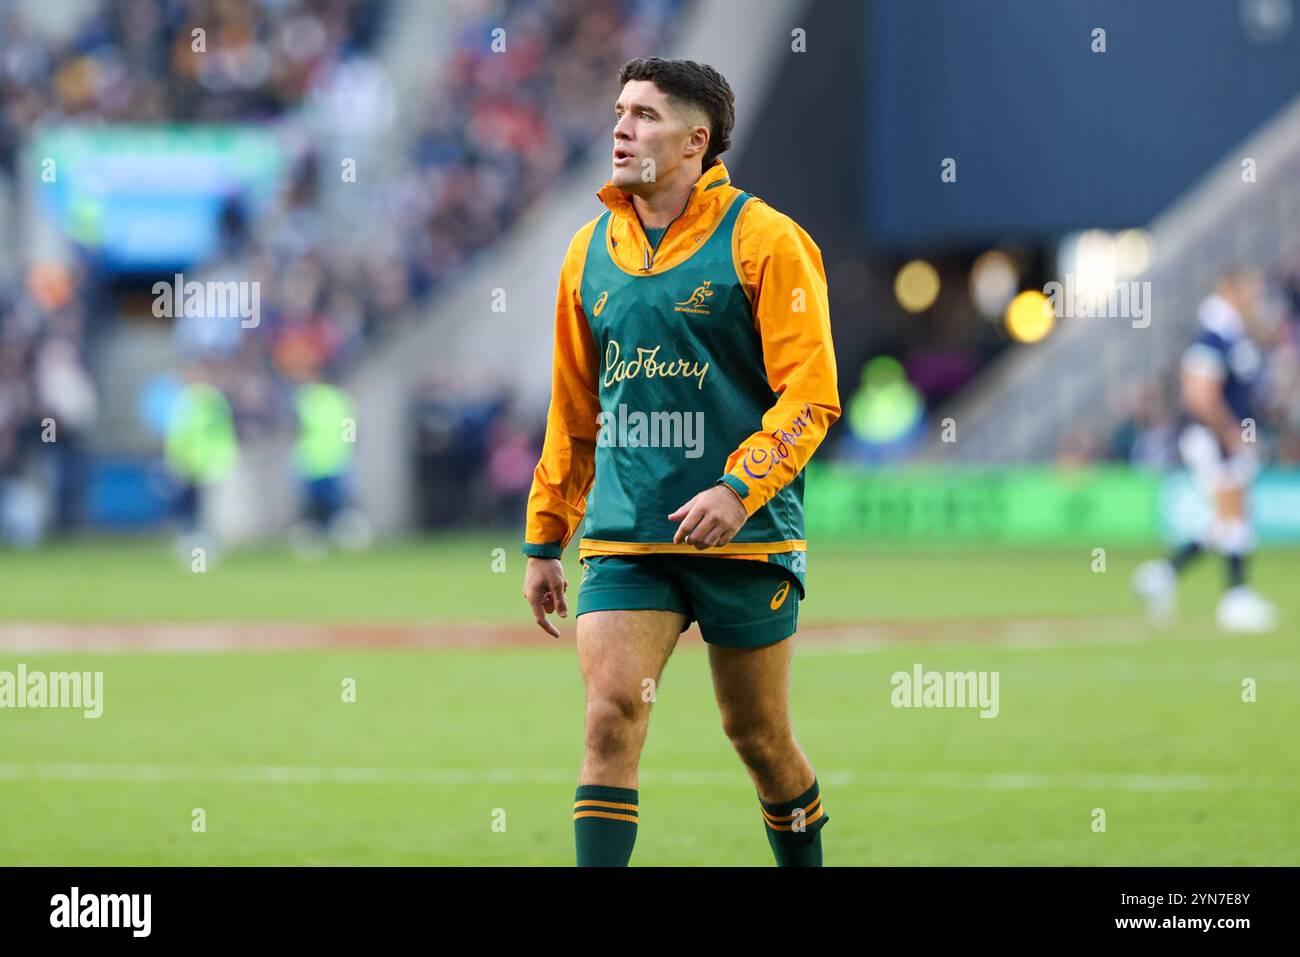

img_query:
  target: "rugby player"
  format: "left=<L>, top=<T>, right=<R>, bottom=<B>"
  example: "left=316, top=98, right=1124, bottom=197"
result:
left=521, top=57, right=841, bottom=865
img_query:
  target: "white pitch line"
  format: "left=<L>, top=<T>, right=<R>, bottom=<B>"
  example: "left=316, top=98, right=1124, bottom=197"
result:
left=0, top=763, right=1292, bottom=792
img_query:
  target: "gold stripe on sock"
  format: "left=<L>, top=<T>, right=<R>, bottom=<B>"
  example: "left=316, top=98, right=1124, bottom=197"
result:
left=760, top=793, right=821, bottom=823
left=762, top=804, right=825, bottom=832
left=573, top=799, right=639, bottom=812
left=573, top=810, right=639, bottom=824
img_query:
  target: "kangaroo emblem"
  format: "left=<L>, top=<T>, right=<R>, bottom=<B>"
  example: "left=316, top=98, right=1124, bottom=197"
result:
left=675, top=281, right=715, bottom=311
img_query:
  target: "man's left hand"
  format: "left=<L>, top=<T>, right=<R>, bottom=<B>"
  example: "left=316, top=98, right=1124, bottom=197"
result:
left=668, top=485, right=749, bottom=549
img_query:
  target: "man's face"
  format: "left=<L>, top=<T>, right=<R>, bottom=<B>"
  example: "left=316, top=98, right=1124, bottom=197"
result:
left=1238, top=271, right=1286, bottom=344
left=1223, top=269, right=1261, bottom=320
left=610, top=80, right=707, bottom=193
left=1223, top=269, right=1283, bottom=344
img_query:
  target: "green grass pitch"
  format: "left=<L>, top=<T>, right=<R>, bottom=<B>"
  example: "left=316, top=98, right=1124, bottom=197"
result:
left=0, top=536, right=1296, bottom=865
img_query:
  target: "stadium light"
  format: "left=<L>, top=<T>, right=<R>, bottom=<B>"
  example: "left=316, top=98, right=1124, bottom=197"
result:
left=1005, top=289, right=1054, bottom=343
left=969, top=250, right=1018, bottom=319
left=894, top=259, right=940, bottom=313
left=1074, top=229, right=1117, bottom=297
left=1114, top=228, right=1154, bottom=278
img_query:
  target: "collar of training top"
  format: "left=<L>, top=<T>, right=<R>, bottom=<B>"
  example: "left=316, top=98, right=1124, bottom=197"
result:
left=596, top=158, right=732, bottom=221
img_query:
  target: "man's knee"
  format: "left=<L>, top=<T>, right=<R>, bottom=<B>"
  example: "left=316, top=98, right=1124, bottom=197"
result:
left=583, top=694, right=645, bottom=758
left=723, top=719, right=794, bottom=770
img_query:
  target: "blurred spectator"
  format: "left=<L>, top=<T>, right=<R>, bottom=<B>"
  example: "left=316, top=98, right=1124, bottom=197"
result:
left=1109, top=382, right=1179, bottom=470
left=486, top=412, right=542, bottom=526
left=839, top=356, right=927, bottom=464
left=412, top=372, right=536, bottom=529
left=34, top=336, right=98, bottom=529
left=164, top=364, right=239, bottom=554
left=1056, top=425, right=1105, bottom=468
left=286, top=368, right=371, bottom=556
left=0, top=336, right=42, bottom=546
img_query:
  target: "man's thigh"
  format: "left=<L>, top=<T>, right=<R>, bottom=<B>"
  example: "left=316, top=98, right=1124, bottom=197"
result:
left=575, top=555, right=693, bottom=697
left=577, top=610, right=687, bottom=709
left=662, top=557, right=801, bottom=728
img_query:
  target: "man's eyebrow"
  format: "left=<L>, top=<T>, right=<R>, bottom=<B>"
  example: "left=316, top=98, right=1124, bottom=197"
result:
left=615, top=101, right=661, bottom=116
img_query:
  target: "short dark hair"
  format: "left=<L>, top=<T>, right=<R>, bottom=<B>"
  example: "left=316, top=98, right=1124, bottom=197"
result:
left=617, top=57, right=735, bottom=170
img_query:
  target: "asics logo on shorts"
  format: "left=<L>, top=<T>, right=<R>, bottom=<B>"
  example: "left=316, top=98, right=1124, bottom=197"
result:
left=770, top=581, right=791, bottom=610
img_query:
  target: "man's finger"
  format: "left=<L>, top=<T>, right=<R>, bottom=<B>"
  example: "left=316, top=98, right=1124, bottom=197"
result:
left=692, top=517, right=722, bottom=548
left=706, top=525, right=732, bottom=549
left=554, top=583, right=569, bottom=618
left=704, top=522, right=731, bottom=549
left=667, top=493, right=698, bottom=523
left=530, top=600, right=561, bottom=638
left=673, top=505, right=704, bottom=544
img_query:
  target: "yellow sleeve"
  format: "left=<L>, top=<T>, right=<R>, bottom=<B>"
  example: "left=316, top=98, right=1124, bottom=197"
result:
left=522, top=218, right=602, bottom=558
left=719, top=200, right=841, bottom=515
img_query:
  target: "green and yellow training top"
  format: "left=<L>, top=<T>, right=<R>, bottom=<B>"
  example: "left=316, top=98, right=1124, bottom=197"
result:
left=522, top=158, right=840, bottom=592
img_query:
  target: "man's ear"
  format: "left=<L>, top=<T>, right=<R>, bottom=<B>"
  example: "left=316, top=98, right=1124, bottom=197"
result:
left=685, top=125, right=709, bottom=161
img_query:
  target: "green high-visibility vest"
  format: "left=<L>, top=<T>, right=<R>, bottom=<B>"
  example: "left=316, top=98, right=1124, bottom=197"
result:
left=294, top=383, right=355, bottom=479
left=165, top=383, right=238, bottom=484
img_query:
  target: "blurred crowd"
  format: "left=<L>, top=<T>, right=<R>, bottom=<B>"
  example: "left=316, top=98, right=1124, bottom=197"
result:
left=404, top=0, right=681, bottom=291
left=1, top=0, right=391, bottom=541
left=0, top=0, right=685, bottom=540
left=0, top=0, right=389, bottom=172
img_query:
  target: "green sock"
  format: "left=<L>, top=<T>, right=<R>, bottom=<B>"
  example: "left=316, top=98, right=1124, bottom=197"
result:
left=759, top=777, right=828, bottom=866
left=574, top=784, right=639, bottom=866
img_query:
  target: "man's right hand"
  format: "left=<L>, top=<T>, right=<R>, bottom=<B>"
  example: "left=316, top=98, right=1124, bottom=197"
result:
left=523, top=556, right=568, bottom=638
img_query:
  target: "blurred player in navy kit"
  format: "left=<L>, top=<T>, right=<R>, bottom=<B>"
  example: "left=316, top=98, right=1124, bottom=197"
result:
left=1134, top=266, right=1278, bottom=633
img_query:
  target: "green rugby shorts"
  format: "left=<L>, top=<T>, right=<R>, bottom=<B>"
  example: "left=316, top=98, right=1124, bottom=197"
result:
left=575, top=553, right=803, bottom=648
